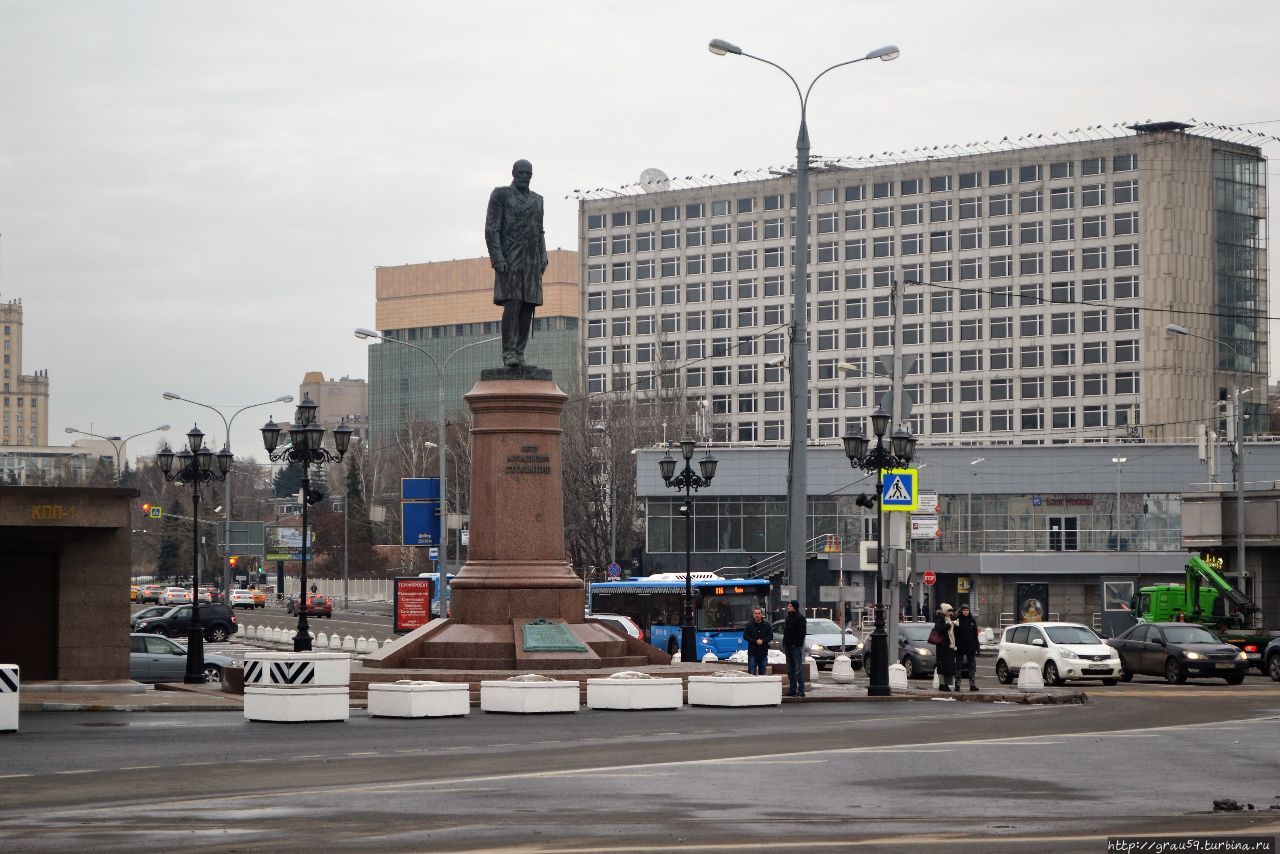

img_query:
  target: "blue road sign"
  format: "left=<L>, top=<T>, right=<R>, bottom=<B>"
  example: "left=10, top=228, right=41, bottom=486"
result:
left=402, top=501, right=441, bottom=547
left=607, top=562, right=622, bottom=579
left=402, top=478, right=441, bottom=501
left=881, top=468, right=918, bottom=512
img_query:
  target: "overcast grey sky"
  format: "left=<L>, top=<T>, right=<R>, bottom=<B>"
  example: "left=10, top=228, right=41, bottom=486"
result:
left=2, top=0, right=1278, bottom=465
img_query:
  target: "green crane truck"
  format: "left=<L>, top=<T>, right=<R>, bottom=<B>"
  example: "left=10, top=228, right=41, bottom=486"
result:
left=1133, top=556, right=1277, bottom=673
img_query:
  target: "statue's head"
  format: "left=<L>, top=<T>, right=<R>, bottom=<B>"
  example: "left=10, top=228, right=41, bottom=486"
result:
left=512, top=159, right=533, bottom=190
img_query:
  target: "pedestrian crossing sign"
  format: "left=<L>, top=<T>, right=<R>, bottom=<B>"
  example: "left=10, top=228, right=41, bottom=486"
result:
left=881, top=469, right=918, bottom=512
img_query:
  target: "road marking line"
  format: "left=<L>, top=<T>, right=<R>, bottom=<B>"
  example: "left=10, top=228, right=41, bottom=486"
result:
left=54, top=770, right=95, bottom=775
left=347, top=752, right=378, bottom=756
left=120, top=765, right=160, bottom=771
left=0, top=774, right=32, bottom=779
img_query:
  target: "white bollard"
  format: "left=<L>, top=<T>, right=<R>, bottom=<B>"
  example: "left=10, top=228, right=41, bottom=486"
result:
left=670, top=652, right=681, bottom=663
left=888, top=661, right=909, bottom=691
left=356, top=637, right=371, bottom=654
left=341, top=635, right=356, bottom=652
left=316, top=632, right=328, bottom=648
left=328, top=632, right=342, bottom=650
left=932, top=670, right=941, bottom=690
left=383, top=638, right=395, bottom=648
left=805, top=655, right=818, bottom=685
left=830, top=655, right=856, bottom=685
left=273, top=628, right=285, bottom=644
left=1017, top=661, right=1044, bottom=692
left=0, top=664, right=19, bottom=732
left=701, top=651, right=717, bottom=663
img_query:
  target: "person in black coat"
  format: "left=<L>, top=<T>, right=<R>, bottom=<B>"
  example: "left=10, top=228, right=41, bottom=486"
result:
left=742, top=607, right=773, bottom=675
left=953, top=604, right=981, bottom=691
left=932, top=603, right=957, bottom=692
left=782, top=600, right=807, bottom=697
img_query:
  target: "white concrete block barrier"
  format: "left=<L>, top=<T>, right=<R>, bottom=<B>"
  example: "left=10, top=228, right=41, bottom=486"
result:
left=687, top=673, right=782, bottom=707
left=328, top=633, right=342, bottom=650
left=480, top=674, right=580, bottom=714
left=243, top=651, right=351, bottom=723
left=805, top=655, right=819, bottom=685
left=316, top=632, right=328, bottom=648
left=0, top=664, right=18, bottom=733
left=1017, top=661, right=1045, bottom=692
left=586, top=672, right=683, bottom=711
left=368, top=681, right=470, bottom=718
left=829, top=655, right=856, bottom=685
left=887, top=662, right=909, bottom=691
left=356, top=637, right=371, bottom=654
left=341, top=635, right=356, bottom=652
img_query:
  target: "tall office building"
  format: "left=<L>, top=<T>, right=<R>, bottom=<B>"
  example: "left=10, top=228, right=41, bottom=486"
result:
left=1, top=297, right=50, bottom=447
left=367, top=251, right=580, bottom=447
left=578, top=124, right=1267, bottom=445
left=299, top=372, right=368, bottom=443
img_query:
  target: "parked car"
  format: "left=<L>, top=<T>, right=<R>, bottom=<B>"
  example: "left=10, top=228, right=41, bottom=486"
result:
left=130, top=605, right=172, bottom=631
left=160, top=586, right=192, bottom=606
left=251, top=589, right=267, bottom=608
left=134, top=603, right=239, bottom=643
left=1107, top=622, right=1250, bottom=684
left=995, top=622, right=1121, bottom=686
left=285, top=594, right=333, bottom=618
left=589, top=613, right=643, bottom=640
left=229, top=589, right=257, bottom=609
left=770, top=618, right=864, bottom=670
left=138, top=584, right=167, bottom=604
left=129, top=632, right=233, bottom=684
left=897, top=622, right=937, bottom=678
left=1266, top=637, right=1280, bottom=682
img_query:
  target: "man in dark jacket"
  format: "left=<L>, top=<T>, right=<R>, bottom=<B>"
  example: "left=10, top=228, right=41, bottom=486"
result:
left=954, top=604, right=981, bottom=691
left=743, top=607, right=773, bottom=675
left=782, top=600, right=807, bottom=697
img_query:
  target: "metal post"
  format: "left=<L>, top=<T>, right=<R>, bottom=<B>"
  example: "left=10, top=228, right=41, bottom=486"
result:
left=610, top=487, right=618, bottom=568
left=1233, top=387, right=1246, bottom=588
left=295, top=471, right=312, bottom=652
left=343, top=475, right=350, bottom=610
left=185, top=486, right=205, bottom=684
left=886, top=279, right=905, bottom=657
left=788, top=113, right=810, bottom=611
left=682, top=479, right=695, bottom=662
left=868, top=475, right=889, bottom=696
left=436, top=377, right=448, bottom=598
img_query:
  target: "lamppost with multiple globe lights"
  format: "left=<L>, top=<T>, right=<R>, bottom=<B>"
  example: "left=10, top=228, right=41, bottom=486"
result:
left=842, top=408, right=916, bottom=696
left=658, top=437, right=718, bottom=662
left=157, top=425, right=232, bottom=683
left=707, top=38, right=899, bottom=613
left=261, top=394, right=354, bottom=651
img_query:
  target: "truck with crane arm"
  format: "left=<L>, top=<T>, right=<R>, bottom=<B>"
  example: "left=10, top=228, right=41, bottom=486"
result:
left=1132, top=555, right=1276, bottom=672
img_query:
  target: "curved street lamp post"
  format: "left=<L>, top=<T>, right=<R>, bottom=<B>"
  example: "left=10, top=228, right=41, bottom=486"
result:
left=162, top=392, right=293, bottom=595
left=842, top=408, right=916, bottom=696
left=261, top=395, right=354, bottom=651
left=354, top=328, right=499, bottom=612
left=157, top=425, right=233, bottom=683
left=658, top=437, right=719, bottom=662
left=65, top=424, right=170, bottom=482
left=708, top=38, right=899, bottom=612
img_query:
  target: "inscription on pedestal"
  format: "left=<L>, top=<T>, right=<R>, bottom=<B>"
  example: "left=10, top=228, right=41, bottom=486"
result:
left=521, top=619, right=587, bottom=652
left=505, top=445, right=551, bottom=475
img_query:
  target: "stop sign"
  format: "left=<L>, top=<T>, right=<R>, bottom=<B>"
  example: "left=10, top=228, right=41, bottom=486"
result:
left=922, top=570, right=937, bottom=586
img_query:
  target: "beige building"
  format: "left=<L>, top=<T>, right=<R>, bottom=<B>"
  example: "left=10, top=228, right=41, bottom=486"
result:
left=367, top=250, right=580, bottom=446
left=299, top=372, right=369, bottom=441
left=1, top=297, right=50, bottom=448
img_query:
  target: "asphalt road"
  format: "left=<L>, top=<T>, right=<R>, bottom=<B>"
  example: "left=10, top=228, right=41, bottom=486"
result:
left=2, top=680, right=1278, bottom=852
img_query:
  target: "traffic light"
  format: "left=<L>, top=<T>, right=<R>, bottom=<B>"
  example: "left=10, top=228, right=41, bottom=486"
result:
left=228, top=556, right=239, bottom=568
left=141, top=503, right=151, bottom=515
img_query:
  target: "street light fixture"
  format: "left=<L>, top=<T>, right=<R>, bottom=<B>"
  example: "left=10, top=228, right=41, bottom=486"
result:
left=658, top=436, right=719, bottom=662
left=967, top=458, right=986, bottom=554
left=355, top=327, right=499, bottom=613
left=708, top=37, right=899, bottom=612
left=1111, top=457, right=1127, bottom=551
left=261, top=396, right=354, bottom=651
left=842, top=409, right=916, bottom=697
left=162, top=392, right=293, bottom=596
left=157, top=424, right=232, bottom=683
left=592, top=423, right=617, bottom=568
left=1165, top=322, right=1248, bottom=585
left=65, top=424, right=170, bottom=482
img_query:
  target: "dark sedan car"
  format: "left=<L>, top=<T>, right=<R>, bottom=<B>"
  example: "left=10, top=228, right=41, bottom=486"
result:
left=1265, top=637, right=1280, bottom=682
left=1107, top=622, right=1250, bottom=684
left=897, top=622, right=937, bottom=678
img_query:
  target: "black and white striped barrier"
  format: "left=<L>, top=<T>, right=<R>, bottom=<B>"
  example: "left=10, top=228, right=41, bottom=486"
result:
left=0, top=664, right=18, bottom=732
left=242, top=652, right=350, bottom=723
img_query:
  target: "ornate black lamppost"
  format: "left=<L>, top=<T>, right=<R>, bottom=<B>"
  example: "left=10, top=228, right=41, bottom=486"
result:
left=157, top=425, right=233, bottom=683
left=261, top=395, right=353, bottom=651
left=842, top=408, right=916, bottom=696
left=658, top=436, right=718, bottom=662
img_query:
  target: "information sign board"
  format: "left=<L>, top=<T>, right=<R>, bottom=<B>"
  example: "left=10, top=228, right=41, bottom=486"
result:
left=394, top=576, right=434, bottom=633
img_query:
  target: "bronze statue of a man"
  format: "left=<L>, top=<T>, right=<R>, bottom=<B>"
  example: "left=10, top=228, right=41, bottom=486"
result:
left=485, top=159, right=548, bottom=369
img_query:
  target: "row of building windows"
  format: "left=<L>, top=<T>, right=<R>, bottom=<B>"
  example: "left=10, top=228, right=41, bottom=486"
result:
left=586, top=155, right=1140, bottom=229
left=588, top=192, right=1140, bottom=256
left=588, top=243, right=1139, bottom=283
left=387, top=316, right=579, bottom=343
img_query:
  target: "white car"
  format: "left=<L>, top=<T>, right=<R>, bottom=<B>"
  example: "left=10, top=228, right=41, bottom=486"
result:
left=160, top=586, right=192, bottom=606
left=229, top=589, right=256, bottom=609
left=995, top=621, right=1121, bottom=686
left=589, top=613, right=644, bottom=641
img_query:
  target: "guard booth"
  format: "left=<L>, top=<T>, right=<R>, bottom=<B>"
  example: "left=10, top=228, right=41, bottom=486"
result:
left=0, top=486, right=137, bottom=680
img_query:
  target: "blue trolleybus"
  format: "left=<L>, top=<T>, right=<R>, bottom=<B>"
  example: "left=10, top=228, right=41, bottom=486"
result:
left=588, top=573, right=772, bottom=660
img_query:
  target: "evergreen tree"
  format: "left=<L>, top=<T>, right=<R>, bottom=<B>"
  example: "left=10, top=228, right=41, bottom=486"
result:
left=274, top=464, right=305, bottom=498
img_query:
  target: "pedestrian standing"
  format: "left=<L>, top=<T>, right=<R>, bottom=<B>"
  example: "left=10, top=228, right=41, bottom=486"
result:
left=932, top=603, right=957, bottom=692
left=954, top=604, right=980, bottom=691
left=742, top=607, right=773, bottom=676
left=783, top=600, right=807, bottom=697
